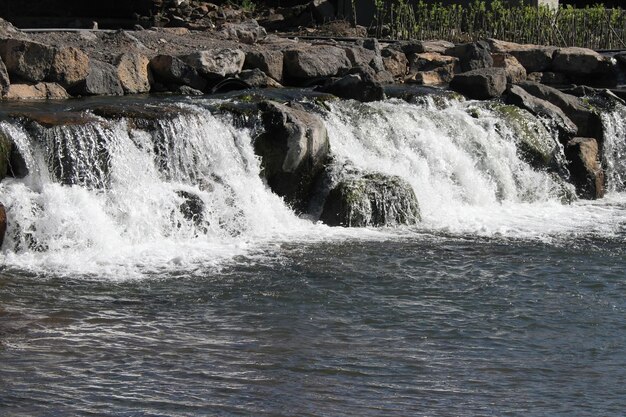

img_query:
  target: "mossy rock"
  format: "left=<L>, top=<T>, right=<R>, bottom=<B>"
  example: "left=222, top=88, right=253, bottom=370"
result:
left=320, top=173, right=420, bottom=227
left=490, top=103, right=559, bottom=169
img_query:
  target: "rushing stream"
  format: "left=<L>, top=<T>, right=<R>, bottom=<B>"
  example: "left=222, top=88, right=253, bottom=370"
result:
left=1, top=94, right=625, bottom=416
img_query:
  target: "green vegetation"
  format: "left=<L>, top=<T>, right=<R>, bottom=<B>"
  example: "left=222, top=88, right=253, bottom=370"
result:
left=370, top=1, right=626, bottom=49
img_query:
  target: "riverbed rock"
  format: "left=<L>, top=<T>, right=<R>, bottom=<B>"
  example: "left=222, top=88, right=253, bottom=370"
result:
left=505, top=84, right=578, bottom=139
left=381, top=48, right=408, bottom=79
left=487, top=39, right=556, bottom=73
left=76, top=60, right=124, bottom=96
left=256, top=101, right=330, bottom=213
left=490, top=103, right=560, bottom=170
left=48, top=46, right=90, bottom=89
left=319, top=173, right=420, bottom=227
left=400, top=40, right=454, bottom=55
left=343, top=44, right=384, bottom=72
left=0, top=39, right=56, bottom=82
left=516, top=81, right=603, bottom=141
left=492, top=53, right=526, bottom=83
left=318, top=71, right=384, bottom=102
left=450, top=68, right=506, bottom=100
left=180, top=49, right=245, bottom=79
left=176, top=190, right=205, bottom=225
left=115, top=52, right=151, bottom=94
left=565, top=137, right=604, bottom=199
left=0, top=57, right=9, bottom=96
left=4, top=82, right=69, bottom=99
left=283, top=46, right=351, bottom=81
left=552, top=47, right=609, bottom=75
left=149, top=55, right=207, bottom=91
left=244, top=50, right=283, bottom=81
left=238, top=68, right=282, bottom=88
left=445, top=41, right=493, bottom=72
left=0, top=202, right=6, bottom=249
left=0, top=131, right=11, bottom=179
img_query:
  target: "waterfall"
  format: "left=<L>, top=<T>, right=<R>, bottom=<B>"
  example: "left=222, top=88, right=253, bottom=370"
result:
left=1, top=97, right=625, bottom=277
left=600, top=102, right=626, bottom=193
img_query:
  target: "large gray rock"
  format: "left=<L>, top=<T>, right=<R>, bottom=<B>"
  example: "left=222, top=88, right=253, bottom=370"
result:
left=552, top=47, right=610, bottom=75
left=115, top=52, right=151, bottom=94
left=505, top=84, right=578, bottom=139
left=565, top=137, right=604, bottom=199
left=318, top=70, right=384, bottom=102
left=238, top=68, right=282, bottom=88
left=283, top=46, right=351, bottom=80
left=48, top=46, right=90, bottom=89
left=487, top=38, right=556, bottom=73
left=244, top=50, right=283, bottom=81
left=0, top=39, right=55, bottom=82
left=399, top=40, right=454, bottom=55
left=149, top=55, right=207, bottom=91
left=0, top=57, right=9, bottom=96
left=319, top=173, right=420, bottom=227
left=516, top=81, right=603, bottom=140
left=255, top=101, right=330, bottom=213
left=445, top=41, right=493, bottom=72
left=449, top=68, right=506, bottom=100
left=181, top=49, right=245, bottom=79
left=76, top=60, right=124, bottom=96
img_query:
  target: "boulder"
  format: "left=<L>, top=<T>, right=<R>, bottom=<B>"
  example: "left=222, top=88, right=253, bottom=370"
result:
left=487, top=39, right=556, bottom=73
left=220, top=20, right=267, bottom=44
left=406, top=69, right=452, bottom=86
left=449, top=68, right=506, bottom=100
left=0, top=57, right=9, bottom=96
left=408, top=52, right=458, bottom=73
left=445, top=41, right=493, bottom=72
left=180, top=49, right=245, bottom=79
left=48, top=46, right=90, bottom=89
left=381, top=48, right=408, bottom=79
left=149, top=55, right=207, bottom=91
left=552, top=47, right=610, bottom=75
left=4, top=82, right=69, bottom=99
left=565, top=137, right=604, bottom=199
left=492, top=53, right=526, bottom=83
left=238, top=68, right=282, bottom=88
left=255, top=101, right=330, bottom=213
left=0, top=39, right=56, bottom=82
left=319, top=173, right=420, bottom=227
left=490, top=103, right=561, bottom=170
left=244, top=50, right=283, bottom=81
left=0, top=202, right=6, bottom=249
left=505, top=84, right=578, bottom=139
left=75, top=60, right=124, bottom=96
left=318, top=70, right=384, bottom=102
left=283, top=46, right=351, bottom=80
left=115, top=52, right=151, bottom=94
left=516, top=81, right=603, bottom=141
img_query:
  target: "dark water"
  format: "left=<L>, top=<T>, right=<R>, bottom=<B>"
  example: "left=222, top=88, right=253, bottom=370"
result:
left=1, top=236, right=625, bottom=416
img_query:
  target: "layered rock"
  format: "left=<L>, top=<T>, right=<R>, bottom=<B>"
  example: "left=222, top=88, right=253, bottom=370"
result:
left=319, top=173, right=420, bottom=227
left=255, top=101, right=330, bottom=213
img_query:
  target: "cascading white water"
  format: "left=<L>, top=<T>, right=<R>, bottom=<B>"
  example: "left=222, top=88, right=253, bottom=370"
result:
left=600, top=102, right=626, bottom=192
left=322, top=98, right=626, bottom=236
left=1, top=97, right=626, bottom=278
left=0, top=105, right=310, bottom=277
